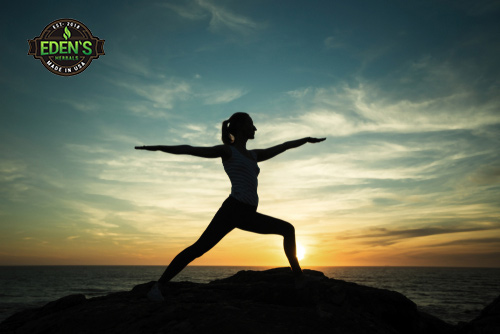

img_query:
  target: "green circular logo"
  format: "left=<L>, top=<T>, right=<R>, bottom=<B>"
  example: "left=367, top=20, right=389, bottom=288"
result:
left=28, top=18, right=105, bottom=76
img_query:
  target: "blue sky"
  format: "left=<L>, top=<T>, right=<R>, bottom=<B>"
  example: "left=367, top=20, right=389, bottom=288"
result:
left=1, top=0, right=499, bottom=266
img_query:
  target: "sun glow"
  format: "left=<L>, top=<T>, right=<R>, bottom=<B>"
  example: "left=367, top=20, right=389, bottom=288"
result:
left=297, top=243, right=306, bottom=261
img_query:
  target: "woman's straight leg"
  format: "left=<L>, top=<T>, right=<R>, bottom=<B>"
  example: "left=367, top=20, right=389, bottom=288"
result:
left=158, top=204, right=235, bottom=284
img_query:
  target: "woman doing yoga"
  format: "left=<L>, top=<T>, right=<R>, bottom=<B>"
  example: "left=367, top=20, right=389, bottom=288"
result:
left=135, top=112, right=325, bottom=301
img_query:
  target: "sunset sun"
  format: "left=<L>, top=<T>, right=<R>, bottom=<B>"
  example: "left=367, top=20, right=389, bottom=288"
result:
left=297, top=243, right=306, bottom=261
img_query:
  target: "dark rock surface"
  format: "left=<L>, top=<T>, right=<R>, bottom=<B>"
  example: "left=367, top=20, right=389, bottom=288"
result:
left=456, top=294, right=500, bottom=334
left=0, top=268, right=495, bottom=334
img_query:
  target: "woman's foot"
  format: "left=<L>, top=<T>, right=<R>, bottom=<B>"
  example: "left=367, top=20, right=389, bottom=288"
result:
left=147, top=282, right=165, bottom=302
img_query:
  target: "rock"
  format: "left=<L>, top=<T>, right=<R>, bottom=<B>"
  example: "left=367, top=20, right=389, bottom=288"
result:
left=456, top=294, right=500, bottom=334
left=0, top=268, right=457, bottom=334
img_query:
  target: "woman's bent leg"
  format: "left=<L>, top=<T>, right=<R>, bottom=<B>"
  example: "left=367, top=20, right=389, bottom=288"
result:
left=158, top=210, right=234, bottom=284
left=237, top=213, right=302, bottom=275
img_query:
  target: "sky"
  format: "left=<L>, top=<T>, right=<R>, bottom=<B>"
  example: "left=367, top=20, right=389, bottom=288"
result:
left=1, top=0, right=499, bottom=267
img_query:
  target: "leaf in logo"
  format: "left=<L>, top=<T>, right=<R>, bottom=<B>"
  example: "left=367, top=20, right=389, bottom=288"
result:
left=63, top=26, right=71, bottom=40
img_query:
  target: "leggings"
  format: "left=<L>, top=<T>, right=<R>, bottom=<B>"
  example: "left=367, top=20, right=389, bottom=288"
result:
left=159, top=196, right=302, bottom=284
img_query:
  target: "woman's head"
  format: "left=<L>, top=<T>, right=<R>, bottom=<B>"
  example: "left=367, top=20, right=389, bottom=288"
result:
left=221, top=112, right=256, bottom=144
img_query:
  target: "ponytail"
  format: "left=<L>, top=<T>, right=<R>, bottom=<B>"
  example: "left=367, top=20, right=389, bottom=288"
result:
left=221, top=120, right=232, bottom=145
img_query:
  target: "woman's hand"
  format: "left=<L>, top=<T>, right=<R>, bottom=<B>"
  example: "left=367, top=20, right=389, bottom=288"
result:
left=306, top=137, right=326, bottom=143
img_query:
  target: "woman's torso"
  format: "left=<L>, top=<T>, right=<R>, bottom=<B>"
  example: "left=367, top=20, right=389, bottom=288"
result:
left=222, top=145, right=260, bottom=206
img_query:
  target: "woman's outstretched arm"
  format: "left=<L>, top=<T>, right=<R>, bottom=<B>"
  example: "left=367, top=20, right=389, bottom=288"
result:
left=135, top=145, right=231, bottom=159
left=254, top=137, right=326, bottom=162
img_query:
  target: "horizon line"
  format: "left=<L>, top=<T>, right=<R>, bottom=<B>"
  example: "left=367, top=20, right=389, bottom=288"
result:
left=1, top=264, right=499, bottom=269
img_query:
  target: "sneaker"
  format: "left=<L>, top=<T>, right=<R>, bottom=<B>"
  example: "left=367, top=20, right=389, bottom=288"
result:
left=147, top=282, right=165, bottom=302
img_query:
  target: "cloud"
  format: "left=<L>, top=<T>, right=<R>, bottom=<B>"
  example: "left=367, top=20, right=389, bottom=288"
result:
left=355, top=225, right=499, bottom=240
left=107, top=74, right=247, bottom=117
left=63, top=137, right=228, bottom=218
left=286, top=87, right=311, bottom=99
left=251, top=72, right=499, bottom=252
left=203, top=88, right=247, bottom=104
left=162, top=0, right=264, bottom=35
left=0, top=160, right=26, bottom=183
left=113, top=78, right=191, bottom=110
left=324, top=35, right=344, bottom=50
left=0, top=160, right=30, bottom=203
left=160, top=1, right=208, bottom=20
left=337, top=222, right=500, bottom=246
left=102, top=53, right=161, bottom=79
left=59, top=99, right=100, bottom=113
left=467, top=165, right=500, bottom=185
left=274, top=54, right=500, bottom=140
left=197, top=0, right=263, bottom=35
left=429, top=237, right=500, bottom=247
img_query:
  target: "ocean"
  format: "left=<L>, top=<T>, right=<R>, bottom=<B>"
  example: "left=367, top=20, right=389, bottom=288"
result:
left=0, top=266, right=499, bottom=325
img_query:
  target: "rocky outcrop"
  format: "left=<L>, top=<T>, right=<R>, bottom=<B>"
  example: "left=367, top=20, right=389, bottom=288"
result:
left=456, top=294, right=500, bottom=334
left=0, top=268, right=494, bottom=334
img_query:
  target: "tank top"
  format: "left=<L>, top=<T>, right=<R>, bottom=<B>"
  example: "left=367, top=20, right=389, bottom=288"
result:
left=222, top=145, right=260, bottom=206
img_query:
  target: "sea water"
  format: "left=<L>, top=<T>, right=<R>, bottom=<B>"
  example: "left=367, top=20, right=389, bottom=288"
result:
left=0, top=266, right=499, bottom=325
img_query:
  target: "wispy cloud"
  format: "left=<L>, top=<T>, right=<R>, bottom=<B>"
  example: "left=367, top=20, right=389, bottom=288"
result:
left=161, top=0, right=265, bottom=35
left=115, top=79, right=191, bottom=110
left=429, top=237, right=500, bottom=248
left=102, top=53, right=162, bottom=79
left=286, top=87, right=311, bottom=99
left=338, top=223, right=500, bottom=246
left=278, top=55, right=500, bottom=138
left=467, top=165, right=500, bottom=185
left=0, top=160, right=29, bottom=202
left=160, top=1, right=208, bottom=20
left=203, top=88, right=247, bottom=104
left=58, top=99, right=100, bottom=113
left=197, top=0, right=264, bottom=35
left=105, top=71, right=247, bottom=116
left=0, top=160, right=26, bottom=182
left=324, top=34, right=345, bottom=50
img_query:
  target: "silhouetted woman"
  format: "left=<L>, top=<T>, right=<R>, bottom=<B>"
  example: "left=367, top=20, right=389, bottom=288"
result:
left=135, top=112, right=325, bottom=301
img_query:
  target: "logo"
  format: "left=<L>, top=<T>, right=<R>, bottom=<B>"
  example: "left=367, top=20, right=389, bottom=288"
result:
left=28, top=19, right=105, bottom=76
